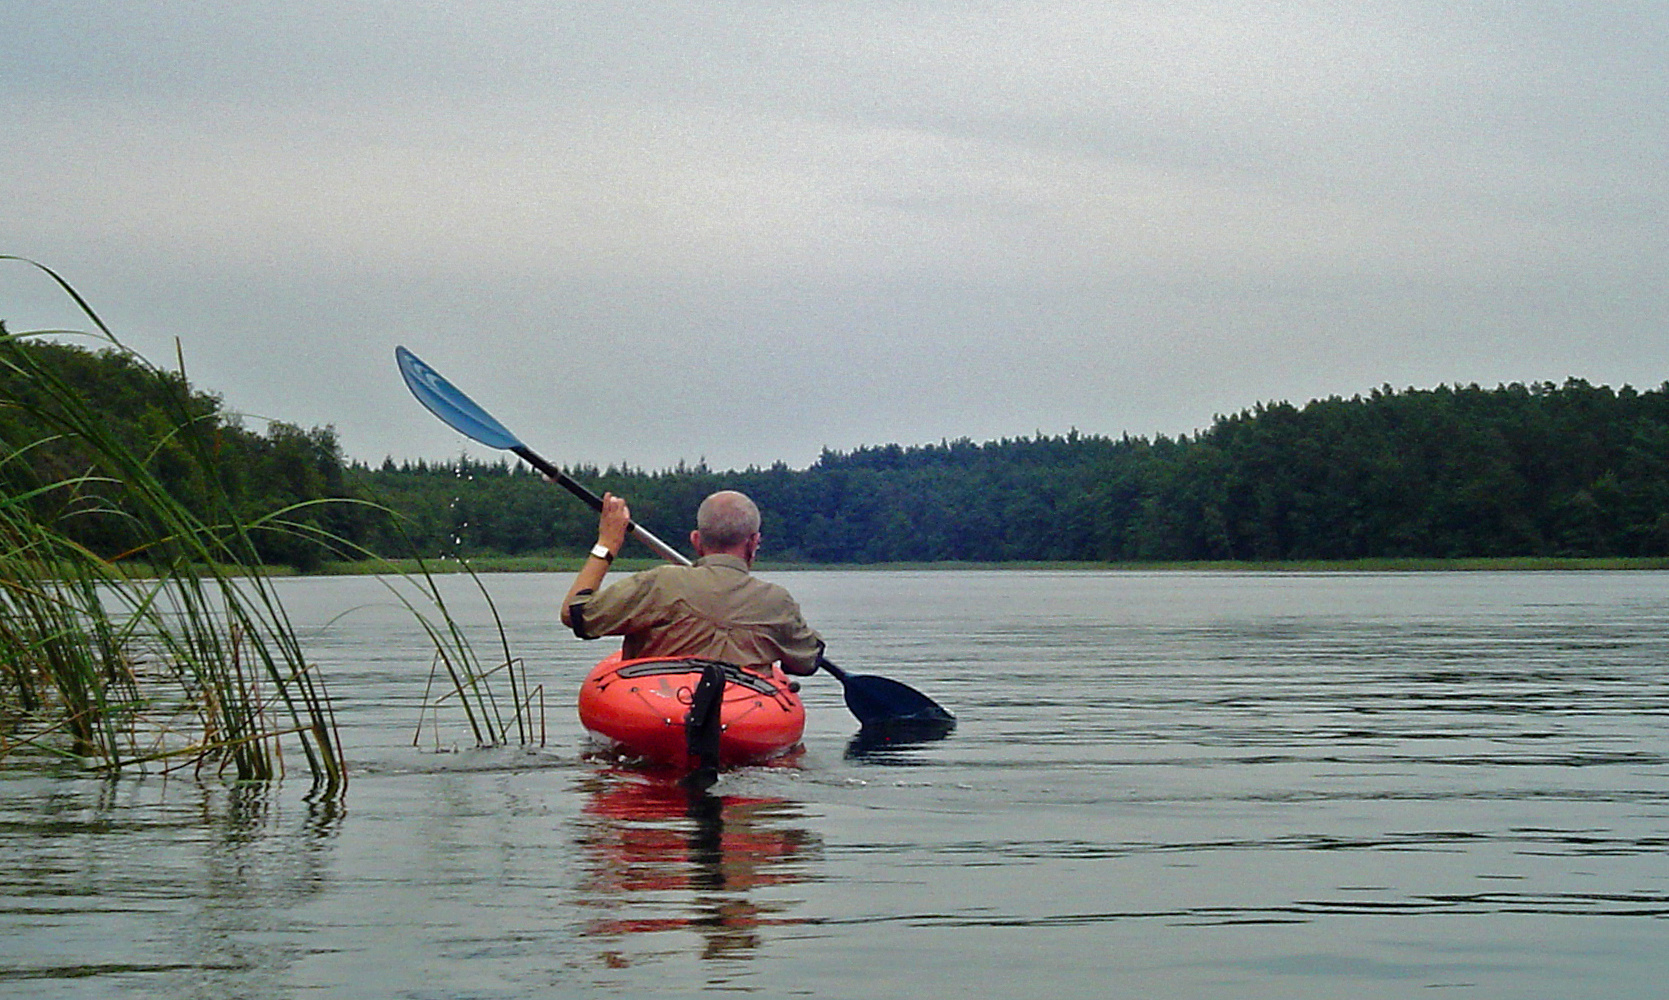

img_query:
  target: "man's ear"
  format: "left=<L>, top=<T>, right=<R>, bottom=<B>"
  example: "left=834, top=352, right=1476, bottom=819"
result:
left=689, top=529, right=704, bottom=555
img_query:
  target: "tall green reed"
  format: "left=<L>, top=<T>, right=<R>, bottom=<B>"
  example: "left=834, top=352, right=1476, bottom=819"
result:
left=301, top=515, right=542, bottom=750
left=0, top=257, right=347, bottom=793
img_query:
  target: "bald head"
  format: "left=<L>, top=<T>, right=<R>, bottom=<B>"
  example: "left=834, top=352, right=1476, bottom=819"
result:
left=695, top=490, right=761, bottom=553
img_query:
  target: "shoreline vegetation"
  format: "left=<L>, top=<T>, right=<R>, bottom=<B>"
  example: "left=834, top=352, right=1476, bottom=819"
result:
left=353, top=377, right=1669, bottom=567
left=313, top=555, right=1669, bottom=575
left=11, top=276, right=1667, bottom=572
left=0, top=258, right=529, bottom=784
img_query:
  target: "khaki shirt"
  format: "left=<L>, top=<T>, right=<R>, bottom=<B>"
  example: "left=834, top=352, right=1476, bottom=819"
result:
left=570, top=554, right=824, bottom=675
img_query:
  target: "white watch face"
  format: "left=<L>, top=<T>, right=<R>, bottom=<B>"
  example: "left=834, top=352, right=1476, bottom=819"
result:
left=591, top=544, right=613, bottom=560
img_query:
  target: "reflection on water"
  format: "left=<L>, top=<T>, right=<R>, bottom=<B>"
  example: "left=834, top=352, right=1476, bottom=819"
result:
left=844, top=718, right=958, bottom=761
left=572, top=770, right=821, bottom=968
left=0, top=776, right=341, bottom=996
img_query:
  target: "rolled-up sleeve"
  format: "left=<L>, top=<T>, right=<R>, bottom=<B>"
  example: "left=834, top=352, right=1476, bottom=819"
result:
left=572, top=570, right=664, bottom=640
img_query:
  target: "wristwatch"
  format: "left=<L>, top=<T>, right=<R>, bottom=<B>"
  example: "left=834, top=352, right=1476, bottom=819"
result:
left=589, top=543, right=615, bottom=563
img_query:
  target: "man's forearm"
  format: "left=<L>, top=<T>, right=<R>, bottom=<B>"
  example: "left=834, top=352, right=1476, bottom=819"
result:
left=560, top=553, right=613, bottom=626
left=559, top=492, right=632, bottom=627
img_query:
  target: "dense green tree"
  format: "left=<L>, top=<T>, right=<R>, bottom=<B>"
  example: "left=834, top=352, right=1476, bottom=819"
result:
left=0, top=337, right=370, bottom=568
left=350, top=378, right=1669, bottom=564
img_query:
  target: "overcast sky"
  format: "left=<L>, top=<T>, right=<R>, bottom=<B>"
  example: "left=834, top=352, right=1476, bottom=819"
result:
left=4, top=2, right=1664, bottom=472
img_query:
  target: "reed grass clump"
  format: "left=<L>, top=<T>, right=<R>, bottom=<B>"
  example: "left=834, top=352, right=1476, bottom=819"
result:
left=0, top=257, right=345, bottom=793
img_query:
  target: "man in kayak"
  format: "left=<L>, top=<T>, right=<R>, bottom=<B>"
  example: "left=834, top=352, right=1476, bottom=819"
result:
left=560, top=489, right=824, bottom=677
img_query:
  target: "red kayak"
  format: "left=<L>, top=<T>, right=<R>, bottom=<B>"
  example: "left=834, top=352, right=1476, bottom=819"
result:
left=577, top=652, right=807, bottom=767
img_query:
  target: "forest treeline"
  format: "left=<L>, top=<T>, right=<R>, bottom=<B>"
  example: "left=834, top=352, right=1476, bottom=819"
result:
left=7, top=338, right=1667, bottom=565
left=0, top=335, right=358, bottom=570
left=359, top=378, right=1669, bottom=563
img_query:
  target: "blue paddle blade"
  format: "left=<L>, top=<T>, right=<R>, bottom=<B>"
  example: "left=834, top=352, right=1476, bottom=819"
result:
left=396, top=346, right=524, bottom=451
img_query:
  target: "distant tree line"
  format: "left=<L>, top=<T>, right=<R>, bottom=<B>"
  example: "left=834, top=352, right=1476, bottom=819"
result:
left=356, top=379, right=1669, bottom=563
left=6, top=337, right=1665, bottom=566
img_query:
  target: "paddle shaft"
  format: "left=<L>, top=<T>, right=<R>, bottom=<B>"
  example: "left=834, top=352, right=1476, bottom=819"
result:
left=508, top=445, right=693, bottom=567
left=816, top=656, right=851, bottom=683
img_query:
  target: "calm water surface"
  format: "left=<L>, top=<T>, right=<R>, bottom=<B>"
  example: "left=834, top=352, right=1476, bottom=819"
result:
left=2, top=571, right=1666, bottom=998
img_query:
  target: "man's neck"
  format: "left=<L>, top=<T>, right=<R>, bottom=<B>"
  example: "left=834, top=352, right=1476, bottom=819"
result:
left=698, top=547, right=752, bottom=568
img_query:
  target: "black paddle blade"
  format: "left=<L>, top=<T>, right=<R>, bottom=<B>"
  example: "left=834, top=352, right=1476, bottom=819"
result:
left=818, top=655, right=954, bottom=727
left=841, top=673, right=956, bottom=727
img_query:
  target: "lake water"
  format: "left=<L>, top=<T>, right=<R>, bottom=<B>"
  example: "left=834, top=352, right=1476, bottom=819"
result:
left=2, top=570, right=1666, bottom=998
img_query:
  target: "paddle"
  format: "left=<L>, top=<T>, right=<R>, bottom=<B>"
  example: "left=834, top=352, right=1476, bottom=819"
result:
left=395, top=346, right=954, bottom=727
left=395, top=346, right=687, bottom=564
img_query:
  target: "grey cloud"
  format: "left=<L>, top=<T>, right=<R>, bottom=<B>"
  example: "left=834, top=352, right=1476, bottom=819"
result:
left=2, top=2, right=1664, bottom=471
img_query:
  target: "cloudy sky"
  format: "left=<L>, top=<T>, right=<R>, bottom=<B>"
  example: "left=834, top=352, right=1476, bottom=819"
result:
left=3, top=2, right=1664, bottom=472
